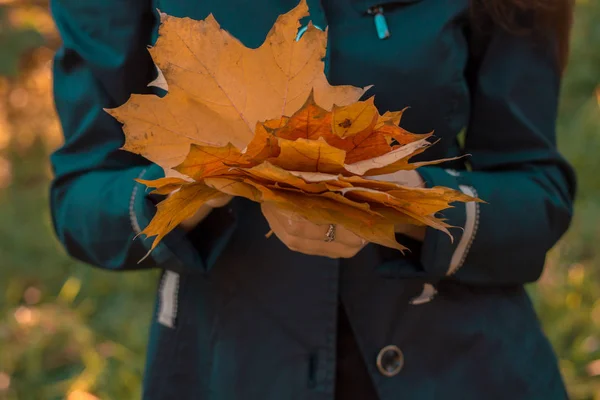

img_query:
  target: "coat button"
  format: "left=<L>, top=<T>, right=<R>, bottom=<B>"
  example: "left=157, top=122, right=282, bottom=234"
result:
left=376, top=345, right=404, bottom=377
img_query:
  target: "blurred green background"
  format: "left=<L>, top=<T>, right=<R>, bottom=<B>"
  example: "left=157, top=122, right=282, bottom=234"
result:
left=0, top=1, right=598, bottom=399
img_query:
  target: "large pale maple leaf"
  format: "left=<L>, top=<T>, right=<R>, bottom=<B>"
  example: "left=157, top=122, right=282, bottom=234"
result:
left=107, top=0, right=366, bottom=170
left=106, top=0, right=481, bottom=254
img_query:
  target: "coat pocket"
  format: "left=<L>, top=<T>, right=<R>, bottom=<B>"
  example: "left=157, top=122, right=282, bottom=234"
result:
left=144, top=270, right=202, bottom=398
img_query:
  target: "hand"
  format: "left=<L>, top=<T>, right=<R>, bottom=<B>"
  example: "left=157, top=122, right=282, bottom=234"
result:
left=369, top=170, right=427, bottom=241
left=262, top=203, right=366, bottom=258
left=368, top=170, right=425, bottom=188
left=178, top=193, right=233, bottom=232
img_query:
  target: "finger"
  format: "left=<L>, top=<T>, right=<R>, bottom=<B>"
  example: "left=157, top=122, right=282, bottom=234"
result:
left=179, top=204, right=212, bottom=231
left=284, top=221, right=366, bottom=248
left=205, top=194, right=233, bottom=208
left=263, top=205, right=365, bottom=258
left=262, top=203, right=363, bottom=246
left=333, top=225, right=366, bottom=247
left=277, top=224, right=364, bottom=258
left=262, top=203, right=325, bottom=240
left=263, top=203, right=313, bottom=246
left=286, top=238, right=363, bottom=259
left=369, top=171, right=424, bottom=187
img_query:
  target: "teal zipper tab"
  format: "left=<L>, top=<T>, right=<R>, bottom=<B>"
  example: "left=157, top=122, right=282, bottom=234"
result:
left=368, top=6, right=390, bottom=40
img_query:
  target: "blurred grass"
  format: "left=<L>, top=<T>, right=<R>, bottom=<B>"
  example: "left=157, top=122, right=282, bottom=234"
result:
left=0, top=4, right=159, bottom=399
left=0, top=1, right=599, bottom=399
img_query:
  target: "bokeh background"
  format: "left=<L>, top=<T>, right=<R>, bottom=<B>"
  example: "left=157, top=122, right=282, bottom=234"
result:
left=0, top=0, right=598, bottom=399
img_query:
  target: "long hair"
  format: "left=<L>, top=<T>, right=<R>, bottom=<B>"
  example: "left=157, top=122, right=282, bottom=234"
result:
left=471, top=0, right=575, bottom=71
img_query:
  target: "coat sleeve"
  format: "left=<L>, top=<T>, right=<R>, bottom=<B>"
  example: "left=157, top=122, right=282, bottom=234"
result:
left=416, top=23, right=577, bottom=285
left=49, top=0, right=236, bottom=272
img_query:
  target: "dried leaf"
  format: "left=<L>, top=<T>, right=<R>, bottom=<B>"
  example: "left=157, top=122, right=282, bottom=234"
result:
left=276, top=94, right=390, bottom=164
left=270, top=137, right=347, bottom=174
left=344, top=138, right=431, bottom=175
left=336, top=128, right=392, bottom=164
left=364, top=154, right=467, bottom=176
left=106, top=0, right=366, bottom=169
left=331, top=97, right=378, bottom=138
left=142, top=183, right=222, bottom=251
left=175, top=143, right=243, bottom=179
left=136, top=177, right=189, bottom=195
left=288, top=170, right=341, bottom=183
left=374, top=109, right=406, bottom=129
left=242, top=122, right=282, bottom=162
left=376, top=123, right=431, bottom=146
left=238, top=162, right=332, bottom=193
left=276, top=92, right=332, bottom=141
left=335, top=186, right=454, bottom=237
left=204, top=177, right=264, bottom=201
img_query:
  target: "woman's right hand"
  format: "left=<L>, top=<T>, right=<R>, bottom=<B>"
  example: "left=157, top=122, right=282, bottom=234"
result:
left=261, top=203, right=366, bottom=259
left=178, top=194, right=233, bottom=231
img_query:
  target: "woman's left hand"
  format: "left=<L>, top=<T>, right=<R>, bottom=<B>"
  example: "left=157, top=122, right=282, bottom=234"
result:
left=262, top=203, right=367, bottom=258
left=368, top=170, right=427, bottom=242
left=264, top=170, right=427, bottom=257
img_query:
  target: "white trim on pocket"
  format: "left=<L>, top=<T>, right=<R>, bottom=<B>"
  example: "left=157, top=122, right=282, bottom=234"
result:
left=158, top=271, right=180, bottom=328
left=445, top=168, right=461, bottom=177
left=409, top=283, right=438, bottom=305
left=447, top=185, right=479, bottom=276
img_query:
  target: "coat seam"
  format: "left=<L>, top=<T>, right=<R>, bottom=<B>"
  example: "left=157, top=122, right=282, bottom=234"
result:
left=129, top=168, right=148, bottom=235
left=447, top=185, right=479, bottom=276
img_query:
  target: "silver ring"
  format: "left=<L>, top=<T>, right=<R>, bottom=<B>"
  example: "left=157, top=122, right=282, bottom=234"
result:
left=324, top=224, right=336, bottom=242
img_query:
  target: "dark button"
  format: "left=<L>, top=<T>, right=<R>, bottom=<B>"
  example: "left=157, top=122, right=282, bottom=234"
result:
left=376, top=345, right=404, bottom=377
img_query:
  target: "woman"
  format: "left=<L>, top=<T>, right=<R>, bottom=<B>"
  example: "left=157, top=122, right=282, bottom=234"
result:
left=49, top=0, right=576, bottom=398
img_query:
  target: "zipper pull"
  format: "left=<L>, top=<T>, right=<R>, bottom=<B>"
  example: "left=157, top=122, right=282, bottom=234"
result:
left=367, top=6, right=390, bottom=40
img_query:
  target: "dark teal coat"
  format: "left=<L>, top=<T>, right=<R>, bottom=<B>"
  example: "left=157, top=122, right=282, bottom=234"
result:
left=50, top=0, right=576, bottom=398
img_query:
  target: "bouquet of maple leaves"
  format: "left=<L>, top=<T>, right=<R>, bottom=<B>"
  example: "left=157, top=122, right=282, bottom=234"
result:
left=106, top=0, right=480, bottom=254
